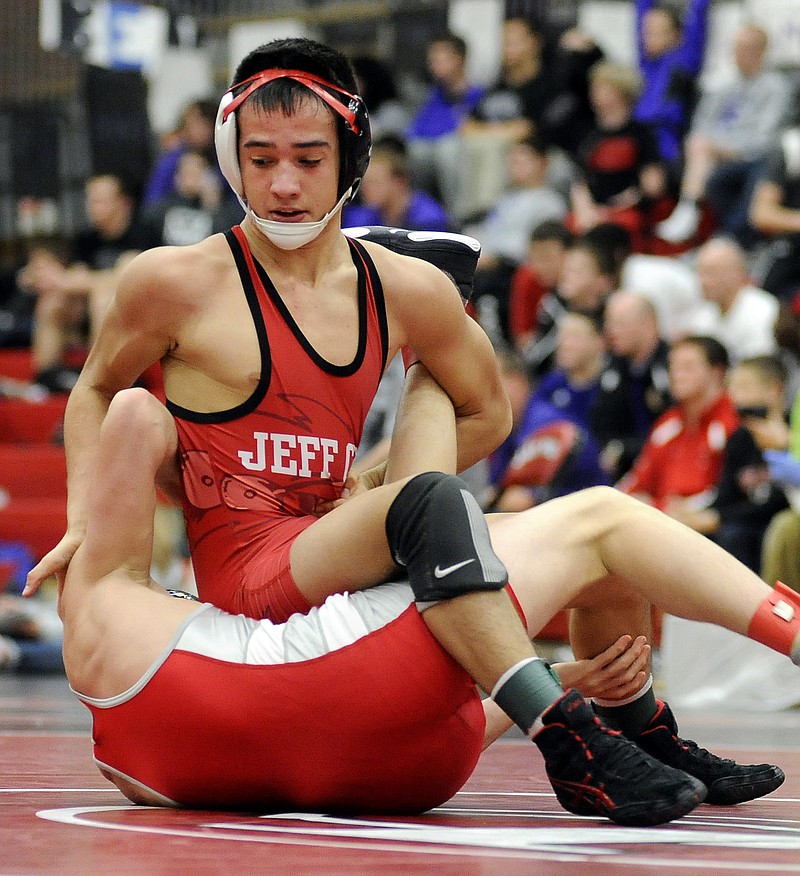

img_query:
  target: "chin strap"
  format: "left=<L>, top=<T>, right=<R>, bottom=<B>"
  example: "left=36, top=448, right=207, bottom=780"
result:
left=747, top=581, right=800, bottom=664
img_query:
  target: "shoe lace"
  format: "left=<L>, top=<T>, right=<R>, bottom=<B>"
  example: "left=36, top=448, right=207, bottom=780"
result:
left=592, top=719, right=666, bottom=781
left=672, top=734, right=735, bottom=768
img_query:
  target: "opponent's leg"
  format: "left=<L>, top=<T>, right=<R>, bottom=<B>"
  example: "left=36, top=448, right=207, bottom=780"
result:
left=488, top=486, right=795, bottom=803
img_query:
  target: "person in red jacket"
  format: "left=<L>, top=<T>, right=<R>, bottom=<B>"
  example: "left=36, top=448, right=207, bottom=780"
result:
left=619, top=335, right=739, bottom=520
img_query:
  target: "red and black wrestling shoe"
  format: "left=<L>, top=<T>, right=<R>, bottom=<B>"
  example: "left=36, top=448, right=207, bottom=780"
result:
left=533, top=689, right=707, bottom=826
left=635, top=700, right=785, bottom=805
left=343, top=226, right=481, bottom=304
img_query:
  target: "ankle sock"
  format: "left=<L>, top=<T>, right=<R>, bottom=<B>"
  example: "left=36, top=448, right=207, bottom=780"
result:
left=593, top=675, right=656, bottom=738
left=491, top=657, right=563, bottom=734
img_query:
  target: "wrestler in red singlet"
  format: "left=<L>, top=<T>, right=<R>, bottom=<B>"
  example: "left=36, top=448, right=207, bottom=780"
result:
left=169, top=226, right=388, bottom=620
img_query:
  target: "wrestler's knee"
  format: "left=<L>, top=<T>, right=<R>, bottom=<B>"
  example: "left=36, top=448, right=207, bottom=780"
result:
left=106, top=387, right=173, bottom=446
left=565, top=485, right=635, bottom=534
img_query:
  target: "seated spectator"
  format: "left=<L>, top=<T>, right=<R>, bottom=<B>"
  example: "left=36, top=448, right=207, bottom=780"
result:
left=656, top=24, right=791, bottom=246
left=529, top=310, right=607, bottom=428
left=522, top=234, right=617, bottom=377
left=618, top=335, right=739, bottom=523
left=590, top=289, right=672, bottom=481
left=455, top=18, right=600, bottom=222
left=584, top=221, right=703, bottom=340
left=486, top=346, right=608, bottom=513
left=570, top=61, right=668, bottom=250
left=508, top=220, right=573, bottom=355
left=406, top=31, right=485, bottom=211
left=467, top=135, right=568, bottom=344
left=352, top=55, right=411, bottom=141
left=342, top=137, right=451, bottom=232
left=142, top=98, right=219, bottom=208
left=20, top=173, right=160, bottom=392
left=668, top=355, right=788, bottom=571
left=143, top=149, right=243, bottom=247
left=633, top=0, right=711, bottom=169
left=749, top=125, right=800, bottom=301
left=688, top=236, right=779, bottom=361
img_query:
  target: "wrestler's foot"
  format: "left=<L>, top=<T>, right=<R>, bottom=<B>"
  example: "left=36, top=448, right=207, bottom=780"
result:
left=635, top=700, right=785, bottom=805
left=343, top=225, right=481, bottom=302
left=533, top=689, right=706, bottom=826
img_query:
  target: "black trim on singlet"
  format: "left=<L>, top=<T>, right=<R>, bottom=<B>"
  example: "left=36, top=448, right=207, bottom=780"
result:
left=166, top=229, right=389, bottom=423
left=166, top=229, right=272, bottom=424
left=347, top=236, right=389, bottom=377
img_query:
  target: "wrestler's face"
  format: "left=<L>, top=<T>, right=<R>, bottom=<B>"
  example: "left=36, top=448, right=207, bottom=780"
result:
left=237, top=96, right=340, bottom=223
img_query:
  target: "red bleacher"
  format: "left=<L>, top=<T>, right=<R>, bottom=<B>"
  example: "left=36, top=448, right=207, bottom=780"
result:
left=0, top=349, right=68, bottom=562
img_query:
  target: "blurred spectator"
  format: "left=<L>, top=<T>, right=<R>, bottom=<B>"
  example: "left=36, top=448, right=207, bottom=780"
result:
left=529, top=309, right=607, bottom=429
left=19, top=173, right=160, bottom=392
left=750, top=126, right=800, bottom=301
left=590, top=289, right=672, bottom=481
left=522, top=235, right=617, bottom=377
left=508, top=220, right=573, bottom=355
left=0, top=592, right=64, bottom=673
left=486, top=345, right=607, bottom=512
left=352, top=55, right=411, bottom=141
left=406, top=31, right=485, bottom=211
left=570, top=61, right=668, bottom=250
left=467, top=135, right=568, bottom=344
left=656, top=24, right=791, bottom=246
left=144, top=149, right=243, bottom=246
left=633, top=0, right=711, bottom=168
left=343, top=137, right=451, bottom=232
left=694, top=355, right=788, bottom=572
left=618, top=335, right=739, bottom=523
left=688, top=236, right=778, bottom=361
left=584, top=221, right=703, bottom=340
left=142, top=98, right=219, bottom=207
left=455, top=18, right=600, bottom=222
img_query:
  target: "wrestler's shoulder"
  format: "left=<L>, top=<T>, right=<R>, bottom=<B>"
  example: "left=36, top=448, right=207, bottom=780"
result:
left=121, top=233, right=234, bottom=292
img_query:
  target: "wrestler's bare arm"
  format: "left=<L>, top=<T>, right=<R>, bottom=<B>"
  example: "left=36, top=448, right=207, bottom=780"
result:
left=362, top=242, right=512, bottom=473
left=25, top=242, right=216, bottom=594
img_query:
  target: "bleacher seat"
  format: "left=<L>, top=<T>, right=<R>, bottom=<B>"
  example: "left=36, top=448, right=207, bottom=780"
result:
left=0, top=498, right=66, bottom=561
left=0, top=396, right=67, bottom=445
left=0, top=446, right=66, bottom=500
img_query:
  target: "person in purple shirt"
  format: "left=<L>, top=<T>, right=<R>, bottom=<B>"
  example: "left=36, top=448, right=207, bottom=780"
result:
left=633, top=0, right=711, bottom=169
left=342, top=137, right=452, bottom=232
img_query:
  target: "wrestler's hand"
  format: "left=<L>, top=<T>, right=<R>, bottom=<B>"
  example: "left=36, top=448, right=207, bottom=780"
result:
left=552, top=635, right=650, bottom=701
left=23, top=531, right=83, bottom=598
left=314, top=461, right=388, bottom=515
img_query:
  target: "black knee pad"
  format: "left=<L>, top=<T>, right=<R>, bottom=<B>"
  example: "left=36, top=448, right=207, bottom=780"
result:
left=385, top=472, right=508, bottom=603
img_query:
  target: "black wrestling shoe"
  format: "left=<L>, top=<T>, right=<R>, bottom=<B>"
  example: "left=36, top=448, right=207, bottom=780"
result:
left=635, top=700, right=785, bottom=805
left=533, top=689, right=707, bottom=826
left=343, top=225, right=481, bottom=303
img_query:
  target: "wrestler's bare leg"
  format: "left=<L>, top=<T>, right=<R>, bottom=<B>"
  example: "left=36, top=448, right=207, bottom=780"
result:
left=486, top=486, right=800, bottom=658
left=60, top=388, right=198, bottom=701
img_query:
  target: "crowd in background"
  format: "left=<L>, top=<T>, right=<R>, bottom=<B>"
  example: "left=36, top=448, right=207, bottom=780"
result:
left=3, top=3, right=800, bottom=689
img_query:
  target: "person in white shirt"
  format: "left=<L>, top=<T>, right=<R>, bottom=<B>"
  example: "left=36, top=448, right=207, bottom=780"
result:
left=656, top=24, right=790, bottom=246
left=689, top=236, right=778, bottom=361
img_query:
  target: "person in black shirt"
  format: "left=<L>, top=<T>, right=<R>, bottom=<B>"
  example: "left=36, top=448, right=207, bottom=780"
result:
left=590, top=290, right=672, bottom=480
left=571, top=61, right=667, bottom=251
left=24, top=173, right=160, bottom=391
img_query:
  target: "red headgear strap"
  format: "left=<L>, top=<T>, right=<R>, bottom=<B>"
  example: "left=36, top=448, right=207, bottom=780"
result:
left=222, top=68, right=362, bottom=133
